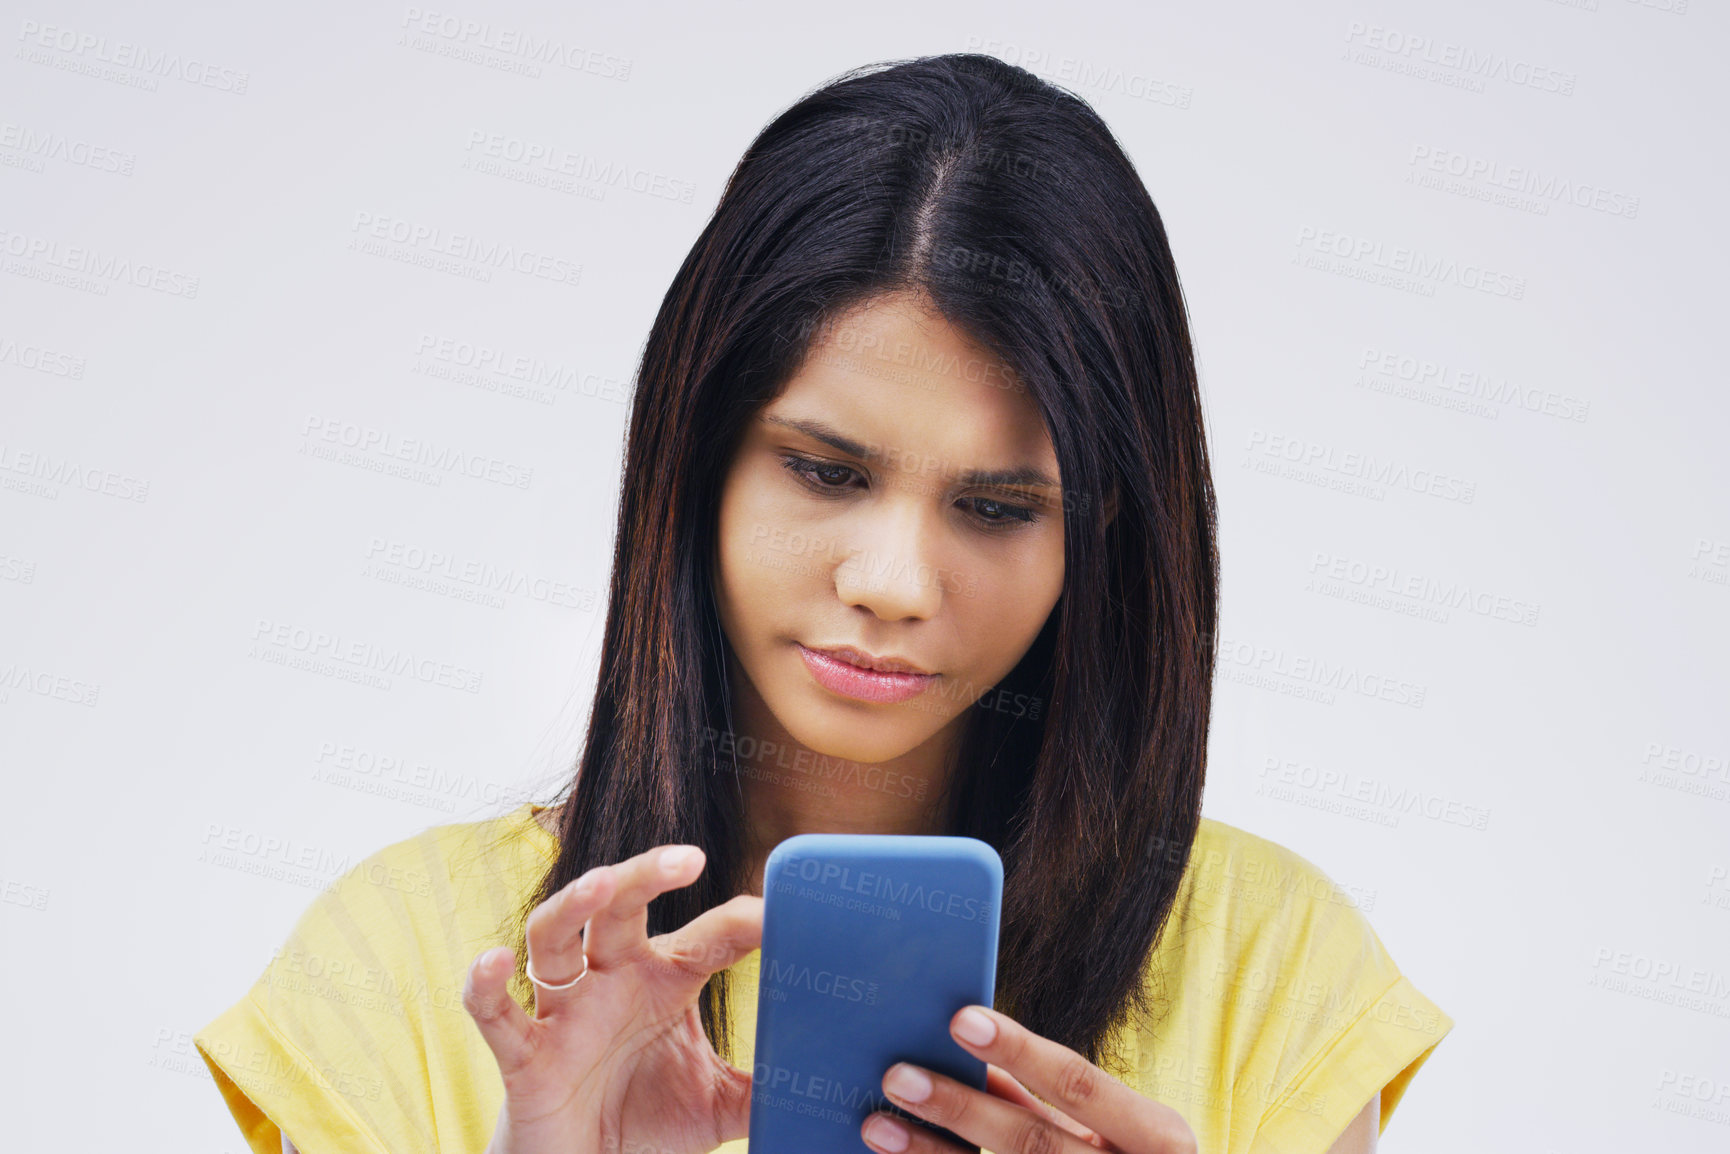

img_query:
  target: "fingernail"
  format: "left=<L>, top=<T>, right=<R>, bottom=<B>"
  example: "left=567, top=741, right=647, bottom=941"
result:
left=885, top=1063, right=932, bottom=1103
left=954, top=1006, right=996, bottom=1046
left=572, top=867, right=602, bottom=898
left=864, top=1114, right=909, bottom=1152
left=662, top=846, right=700, bottom=873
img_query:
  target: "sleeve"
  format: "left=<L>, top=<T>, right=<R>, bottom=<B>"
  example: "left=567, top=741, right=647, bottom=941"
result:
left=194, top=841, right=448, bottom=1154
left=1244, top=883, right=1454, bottom=1154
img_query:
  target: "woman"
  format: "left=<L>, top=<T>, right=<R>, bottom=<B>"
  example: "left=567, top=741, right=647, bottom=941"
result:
left=196, top=53, right=1452, bottom=1154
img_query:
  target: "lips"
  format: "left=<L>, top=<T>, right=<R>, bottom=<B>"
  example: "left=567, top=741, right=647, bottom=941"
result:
left=795, top=643, right=937, bottom=705
left=802, top=643, right=933, bottom=676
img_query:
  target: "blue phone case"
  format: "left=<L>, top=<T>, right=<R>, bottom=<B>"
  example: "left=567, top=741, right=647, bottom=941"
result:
left=748, top=833, right=1004, bottom=1153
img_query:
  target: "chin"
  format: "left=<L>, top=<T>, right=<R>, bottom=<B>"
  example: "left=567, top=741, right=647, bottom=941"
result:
left=778, top=703, right=917, bottom=765
left=774, top=684, right=948, bottom=765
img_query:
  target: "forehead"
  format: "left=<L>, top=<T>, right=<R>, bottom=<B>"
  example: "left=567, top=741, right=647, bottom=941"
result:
left=767, top=295, right=1057, bottom=478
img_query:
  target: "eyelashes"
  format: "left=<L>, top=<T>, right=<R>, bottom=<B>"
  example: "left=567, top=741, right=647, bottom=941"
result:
left=777, top=454, right=1041, bottom=531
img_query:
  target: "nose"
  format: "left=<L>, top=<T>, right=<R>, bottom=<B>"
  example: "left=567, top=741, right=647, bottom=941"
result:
left=833, top=499, right=944, bottom=622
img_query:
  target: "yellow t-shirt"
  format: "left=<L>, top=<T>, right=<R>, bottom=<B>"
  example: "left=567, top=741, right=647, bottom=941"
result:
left=195, top=803, right=1452, bottom=1154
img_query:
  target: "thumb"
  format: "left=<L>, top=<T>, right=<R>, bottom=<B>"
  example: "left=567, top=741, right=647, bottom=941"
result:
left=463, top=947, right=536, bottom=1078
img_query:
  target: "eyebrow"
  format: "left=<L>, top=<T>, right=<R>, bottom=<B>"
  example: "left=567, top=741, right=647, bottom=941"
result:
left=762, top=414, right=1062, bottom=490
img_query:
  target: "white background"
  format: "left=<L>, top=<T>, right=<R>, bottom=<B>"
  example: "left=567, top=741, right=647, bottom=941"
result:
left=1, top=1, right=1726, bottom=1151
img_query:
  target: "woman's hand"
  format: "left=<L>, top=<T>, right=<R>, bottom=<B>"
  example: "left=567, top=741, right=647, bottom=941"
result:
left=462, top=845, right=763, bottom=1154
left=862, top=1004, right=1197, bottom=1154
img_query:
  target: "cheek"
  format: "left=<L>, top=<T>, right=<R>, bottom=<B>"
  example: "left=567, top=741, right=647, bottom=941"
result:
left=716, top=471, right=813, bottom=626
left=957, top=533, right=1064, bottom=657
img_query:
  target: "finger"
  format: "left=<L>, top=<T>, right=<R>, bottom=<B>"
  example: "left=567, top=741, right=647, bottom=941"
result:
left=522, top=866, right=617, bottom=1017
left=945, top=1005, right=1192, bottom=1152
left=644, top=893, right=765, bottom=986
left=983, top=1064, right=1100, bottom=1143
left=870, top=1061, right=1090, bottom=1154
left=463, top=947, right=536, bottom=1078
left=582, top=844, right=706, bottom=967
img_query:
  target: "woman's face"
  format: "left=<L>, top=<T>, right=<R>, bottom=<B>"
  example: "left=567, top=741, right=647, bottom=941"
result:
left=713, top=291, right=1066, bottom=768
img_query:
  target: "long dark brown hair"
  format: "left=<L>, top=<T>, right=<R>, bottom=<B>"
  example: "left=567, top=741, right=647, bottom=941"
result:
left=506, top=52, right=1218, bottom=1072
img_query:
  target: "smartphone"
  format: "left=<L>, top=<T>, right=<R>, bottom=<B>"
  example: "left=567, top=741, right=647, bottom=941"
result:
left=748, top=833, right=1004, bottom=1153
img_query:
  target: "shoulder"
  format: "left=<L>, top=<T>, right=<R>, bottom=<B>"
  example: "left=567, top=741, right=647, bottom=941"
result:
left=1135, top=818, right=1454, bottom=1151
left=193, top=805, right=553, bottom=1152
left=285, top=804, right=555, bottom=987
left=1171, top=817, right=1445, bottom=1036
left=1145, top=817, right=1363, bottom=975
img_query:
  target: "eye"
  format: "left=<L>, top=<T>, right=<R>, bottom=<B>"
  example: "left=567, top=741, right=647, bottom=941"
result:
left=963, top=496, right=1040, bottom=527
left=780, top=454, right=1041, bottom=532
left=779, top=455, right=860, bottom=491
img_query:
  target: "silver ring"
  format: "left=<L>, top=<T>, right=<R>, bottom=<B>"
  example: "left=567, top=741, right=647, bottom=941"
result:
left=526, top=951, right=589, bottom=991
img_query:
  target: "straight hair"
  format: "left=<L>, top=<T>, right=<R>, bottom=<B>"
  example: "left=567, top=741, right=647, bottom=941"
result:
left=507, top=51, right=1219, bottom=1072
